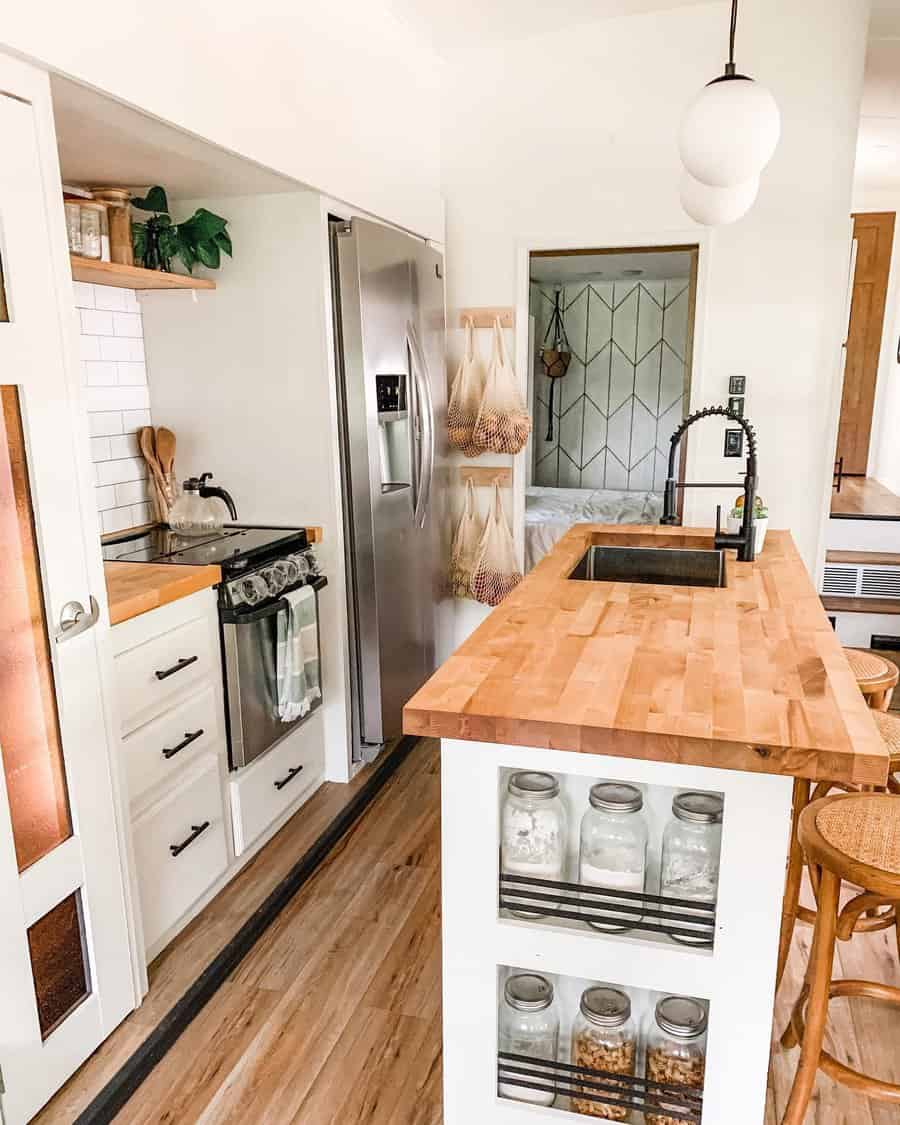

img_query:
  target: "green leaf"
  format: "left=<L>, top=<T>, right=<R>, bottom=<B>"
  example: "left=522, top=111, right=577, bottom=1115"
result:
left=195, top=239, right=220, bottom=270
left=132, top=223, right=147, bottom=262
left=174, top=229, right=196, bottom=273
left=181, top=208, right=227, bottom=241
left=158, top=226, right=179, bottom=263
left=130, top=185, right=169, bottom=214
left=214, top=229, right=233, bottom=257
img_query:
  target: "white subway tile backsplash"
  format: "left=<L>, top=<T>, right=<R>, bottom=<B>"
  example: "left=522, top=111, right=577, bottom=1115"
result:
left=76, top=283, right=152, bottom=523
left=115, top=479, right=150, bottom=506
left=80, top=308, right=114, bottom=336
left=112, top=312, right=142, bottom=338
left=123, top=409, right=151, bottom=433
left=90, top=437, right=112, bottom=462
left=108, top=432, right=140, bottom=459
left=117, top=362, right=147, bottom=386
left=102, top=507, right=137, bottom=534
left=73, top=281, right=95, bottom=309
left=89, top=411, right=124, bottom=437
left=95, top=457, right=147, bottom=487
left=95, top=485, right=117, bottom=510
left=80, top=335, right=101, bottom=361
left=85, top=361, right=118, bottom=386
left=93, top=286, right=128, bottom=312
left=85, top=385, right=150, bottom=413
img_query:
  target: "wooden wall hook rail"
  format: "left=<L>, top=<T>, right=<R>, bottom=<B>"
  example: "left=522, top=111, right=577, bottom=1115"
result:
left=458, top=307, right=515, bottom=330
left=458, top=466, right=512, bottom=487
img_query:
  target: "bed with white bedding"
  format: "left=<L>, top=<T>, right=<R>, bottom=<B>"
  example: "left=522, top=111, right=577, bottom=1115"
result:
left=525, top=486, right=664, bottom=571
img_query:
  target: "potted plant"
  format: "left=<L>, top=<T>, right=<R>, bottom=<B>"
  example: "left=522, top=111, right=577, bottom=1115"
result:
left=131, top=186, right=232, bottom=274
left=727, top=494, right=769, bottom=554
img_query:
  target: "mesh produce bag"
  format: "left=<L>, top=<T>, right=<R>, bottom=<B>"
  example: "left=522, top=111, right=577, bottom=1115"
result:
left=448, top=478, right=483, bottom=598
left=470, top=481, right=523, bottom=606
left=473, top=317, right=532, bottom=455
left=447, top=318, right=485, bottom=458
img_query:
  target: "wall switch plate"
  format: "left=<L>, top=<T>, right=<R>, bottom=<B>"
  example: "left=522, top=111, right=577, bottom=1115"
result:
left=724, top=428, right=744, bottom=457
left=728, top=395, right=744, bottom=418
left=728, top=376, right=746, bottom=395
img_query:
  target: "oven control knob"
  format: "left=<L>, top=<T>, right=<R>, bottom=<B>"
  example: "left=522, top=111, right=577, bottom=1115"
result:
left=260, top=567, right=285, bottom=595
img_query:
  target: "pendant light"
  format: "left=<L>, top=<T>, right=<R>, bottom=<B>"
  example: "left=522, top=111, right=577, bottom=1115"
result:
left=679, top=0, right=780, bottom=189
left=679, top=170, right=759, bottom=226
left=539, top=288, right=571, bottom=442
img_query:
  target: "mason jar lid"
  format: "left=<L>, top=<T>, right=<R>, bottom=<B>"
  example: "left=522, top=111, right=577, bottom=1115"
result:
left=580, top=986, right=631, bottom=1028
left=672, top=791, right=724, bottom=824
left=504, top=973, right=554, bottom=1012
left=508, top=771, right=559, bottom=800
left=589, top=782, right=643, bottom=814
left=654, top=995, right=708, bottom=1039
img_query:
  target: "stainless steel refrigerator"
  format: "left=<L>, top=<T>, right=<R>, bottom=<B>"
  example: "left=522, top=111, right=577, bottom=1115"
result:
left=331, top=217, right=448, bottom=762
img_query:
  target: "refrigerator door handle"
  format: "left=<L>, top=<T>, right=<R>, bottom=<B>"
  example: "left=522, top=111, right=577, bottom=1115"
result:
left=407, top=321, right=435, bottom=528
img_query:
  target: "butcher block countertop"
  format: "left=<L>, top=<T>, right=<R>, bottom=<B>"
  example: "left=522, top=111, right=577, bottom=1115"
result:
left=104, top=561, right=221, bottom=625
left=404, top=525, right=889, bottom=785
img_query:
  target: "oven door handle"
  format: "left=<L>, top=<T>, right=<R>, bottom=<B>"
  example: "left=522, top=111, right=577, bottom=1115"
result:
left=220, top=576, right=327, bottom=624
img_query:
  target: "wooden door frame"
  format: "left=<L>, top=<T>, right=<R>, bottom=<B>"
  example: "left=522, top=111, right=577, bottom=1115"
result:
left=514, top=234, right=709, bottom=564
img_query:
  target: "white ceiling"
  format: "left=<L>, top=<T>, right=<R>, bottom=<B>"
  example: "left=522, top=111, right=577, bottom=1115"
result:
left=51, top=76, right=301, bottom=200
left=856, top=33, right=900, bottom=193
left=385, top=0, right=714, bottom=51
left=530, top=249, right=694, bottom=283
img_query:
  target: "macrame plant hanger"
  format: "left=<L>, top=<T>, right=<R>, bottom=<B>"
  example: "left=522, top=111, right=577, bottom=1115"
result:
left=539, top=287, right=571, bottom=441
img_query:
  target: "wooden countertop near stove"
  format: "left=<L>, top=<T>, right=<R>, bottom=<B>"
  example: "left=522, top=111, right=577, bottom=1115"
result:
left=104, top=561, right=222, bottom=625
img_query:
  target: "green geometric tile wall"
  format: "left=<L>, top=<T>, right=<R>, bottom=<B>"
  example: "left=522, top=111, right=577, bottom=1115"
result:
left=531, top=279, right=690, bottom=491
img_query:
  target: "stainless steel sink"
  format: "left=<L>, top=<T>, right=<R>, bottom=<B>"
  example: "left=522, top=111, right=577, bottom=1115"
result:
left=569, top=545, right=726, bottom=588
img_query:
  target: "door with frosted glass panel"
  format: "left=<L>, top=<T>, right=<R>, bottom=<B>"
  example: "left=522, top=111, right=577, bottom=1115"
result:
left=0, top=64, right=134, bottom=1124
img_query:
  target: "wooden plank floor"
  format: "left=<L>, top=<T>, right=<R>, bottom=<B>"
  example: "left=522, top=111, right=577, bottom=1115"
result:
left=40, top=738, right=899, bottom=1123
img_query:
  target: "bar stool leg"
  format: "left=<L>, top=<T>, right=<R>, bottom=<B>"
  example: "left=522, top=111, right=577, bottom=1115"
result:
left=781, top=867, right=841, bottom=1125
left=777, top=778, right=810, bottom=988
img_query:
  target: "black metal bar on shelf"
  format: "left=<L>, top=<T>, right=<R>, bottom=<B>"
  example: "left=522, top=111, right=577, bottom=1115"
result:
left=498, top=873, right=716, bottom=942
left=497, top=1053, right=703, bottom=1123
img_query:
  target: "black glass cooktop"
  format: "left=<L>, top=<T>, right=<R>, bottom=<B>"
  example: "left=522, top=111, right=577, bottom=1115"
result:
left=102, top=524, right=308, bottom=570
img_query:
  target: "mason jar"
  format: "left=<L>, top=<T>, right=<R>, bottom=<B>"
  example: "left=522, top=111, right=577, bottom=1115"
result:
left=570, top=986, right=637, bottom=1119
left=659, top=792, right=724, bottom=945
left=501, top=771, right=567, bottom=917
left=498, top=973, right=559, bottom=1107
left=645, top=995, right=707, bottom=1125
left=579, top=782, right=648, bottom=933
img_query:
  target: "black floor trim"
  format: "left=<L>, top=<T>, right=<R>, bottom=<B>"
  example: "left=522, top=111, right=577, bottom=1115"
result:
left=74, top=735, right=421, bottom=1125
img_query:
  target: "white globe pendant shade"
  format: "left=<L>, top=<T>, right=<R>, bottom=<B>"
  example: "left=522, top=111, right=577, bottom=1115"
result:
left=680, top=170, right=759, bottom=226
left=679, top=77, right=780, bottom=188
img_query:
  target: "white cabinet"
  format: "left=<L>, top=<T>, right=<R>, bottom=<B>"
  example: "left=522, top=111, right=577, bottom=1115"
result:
left=230, top=713, right=325, bottom=856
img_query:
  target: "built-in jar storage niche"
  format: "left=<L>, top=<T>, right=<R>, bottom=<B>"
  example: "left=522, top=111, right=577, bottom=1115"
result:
left=498, top=768, right=724, bottom=949
left=497, top=966, right=708, bottom=1122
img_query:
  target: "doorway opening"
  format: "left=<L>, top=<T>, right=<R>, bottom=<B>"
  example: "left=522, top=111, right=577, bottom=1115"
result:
left=524, top=245, right=698, bottom=570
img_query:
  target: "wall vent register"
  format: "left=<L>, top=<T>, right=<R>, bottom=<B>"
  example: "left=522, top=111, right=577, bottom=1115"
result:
left=822, top=562, right=900, bottom=600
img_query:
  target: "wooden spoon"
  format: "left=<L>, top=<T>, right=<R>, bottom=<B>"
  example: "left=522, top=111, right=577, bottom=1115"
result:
left=138, top=426, right=168, bottom=521
left=156, top=427, right=176, bottom=476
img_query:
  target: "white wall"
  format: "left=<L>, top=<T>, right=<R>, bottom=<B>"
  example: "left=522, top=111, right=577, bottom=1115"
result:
left=140, top=191, right=352, bottom=780
left=441, top=0, right=868, bottom=645
left=0, top=0, right=443, bottom=241
left=853, top=189, right=900, bottom=494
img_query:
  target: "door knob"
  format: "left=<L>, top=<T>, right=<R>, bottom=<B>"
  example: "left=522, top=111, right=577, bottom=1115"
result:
left=56, top=595, right=100, bottom=642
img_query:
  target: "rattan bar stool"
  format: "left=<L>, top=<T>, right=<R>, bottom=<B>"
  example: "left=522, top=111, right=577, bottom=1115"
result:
left=780, top=793, right=900, bottom=1124
left=844, top=647, right=899, bottom=711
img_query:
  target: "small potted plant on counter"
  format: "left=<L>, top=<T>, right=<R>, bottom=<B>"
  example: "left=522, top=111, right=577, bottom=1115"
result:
left=727, top=493, right=768, bottom=554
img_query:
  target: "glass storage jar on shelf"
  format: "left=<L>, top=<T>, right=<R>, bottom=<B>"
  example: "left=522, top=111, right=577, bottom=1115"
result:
left=579, top=782, right=648, bottom=932
left=498, top=973, right=559, bottom=1107
left=501, top=771, right=567, bottom=918
left=645, top=995, right=707, bottom=1125
left=570, top=986, right=637, bottom=1119
left=659, top=791, right=723, bottom=945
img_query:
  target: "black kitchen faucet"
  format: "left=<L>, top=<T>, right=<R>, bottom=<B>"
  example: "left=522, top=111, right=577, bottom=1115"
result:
left=660, top=405, right=759, bottom=562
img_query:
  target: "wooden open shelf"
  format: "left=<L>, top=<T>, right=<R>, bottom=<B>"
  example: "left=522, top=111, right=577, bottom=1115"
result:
left=70, top=256, right=216, bottom=291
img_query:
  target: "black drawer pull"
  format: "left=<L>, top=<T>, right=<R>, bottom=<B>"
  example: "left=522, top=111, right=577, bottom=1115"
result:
left=162, top=729, right=204, bottom=760
left=273, top=765, right=304, bottom=791
left=169, top=821, right=210, bottom=857
left=155, top=655, right=199, bottom=681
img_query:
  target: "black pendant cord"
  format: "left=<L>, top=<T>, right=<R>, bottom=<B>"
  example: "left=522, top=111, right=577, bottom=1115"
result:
left=725, top=0, right=738, bottom=75
left=546, top=381, right=555, bottom=442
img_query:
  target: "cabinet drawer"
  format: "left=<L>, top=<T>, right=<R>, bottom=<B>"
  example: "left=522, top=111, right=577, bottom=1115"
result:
left=123, top=686, right=222, bottom=806
left=115, top=614, right=216, bottom=734
left=133, top=755, right=228, bottom=953
left=230, top=716, right=324, bottom=856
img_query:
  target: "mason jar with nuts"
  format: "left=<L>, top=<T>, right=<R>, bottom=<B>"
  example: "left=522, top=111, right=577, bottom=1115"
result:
left=570, top=985, right=637, bottom=1119
left=645, top=995, right=707, bottom=1125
